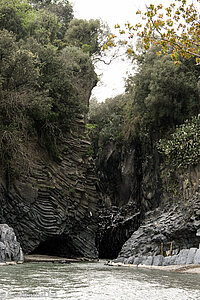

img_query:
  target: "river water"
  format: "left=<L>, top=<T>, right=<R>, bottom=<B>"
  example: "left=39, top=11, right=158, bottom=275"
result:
left=0, top=261, right=200, bottom=300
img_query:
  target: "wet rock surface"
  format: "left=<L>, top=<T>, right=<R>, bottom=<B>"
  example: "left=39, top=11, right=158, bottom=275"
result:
left=96, top=142, right=140, bottom=208
left=0, top=224, right=23, bottom=263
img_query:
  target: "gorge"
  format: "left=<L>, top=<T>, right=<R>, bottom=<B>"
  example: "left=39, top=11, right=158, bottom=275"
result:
left=0, top=0, right=200, bottom=267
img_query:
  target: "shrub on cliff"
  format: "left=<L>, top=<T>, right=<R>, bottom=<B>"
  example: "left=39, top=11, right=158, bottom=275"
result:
left=157, top=116, right=200, bottom=170
left=88, top=96, right=126, bottom=152
left=125, top=47, right=200, bottom=140
left=0, top=0, right=101, bottom=180
left=89, top=46, right=200, bottom=147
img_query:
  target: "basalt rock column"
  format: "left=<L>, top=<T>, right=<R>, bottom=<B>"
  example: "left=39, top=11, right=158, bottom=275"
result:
left=0, top=116, right=99, bottom=259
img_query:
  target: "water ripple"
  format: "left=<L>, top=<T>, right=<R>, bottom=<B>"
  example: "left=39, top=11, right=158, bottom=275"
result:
left=0, top=262, right=200, bottom=300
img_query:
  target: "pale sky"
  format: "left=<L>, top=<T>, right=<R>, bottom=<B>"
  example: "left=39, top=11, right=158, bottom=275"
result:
left=71, top=0, right=166, bottom=102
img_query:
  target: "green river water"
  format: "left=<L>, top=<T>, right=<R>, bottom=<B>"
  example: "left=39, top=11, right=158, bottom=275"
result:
left=0, top=261, right=200, bottom=300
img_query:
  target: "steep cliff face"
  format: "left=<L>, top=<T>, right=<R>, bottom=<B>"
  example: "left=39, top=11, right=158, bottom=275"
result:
left=97, top=138, right=162, bottom=211
left=0, top=116, right=99, bottom=259
left=97, top=141, right=141, bottom=208
left=0, top=13, right=100, bottom=258
left=97, top=204, right=140, bottom=259
left=96, top=139, right=163, bottom=258
left=96, top=135, right=200, bottom=260
left=114, top=163, right=200, bottom=262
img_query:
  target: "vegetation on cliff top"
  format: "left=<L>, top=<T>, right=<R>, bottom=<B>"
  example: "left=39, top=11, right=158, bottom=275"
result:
left=94, top=0, right=200, bottom=173
left=89, top=45, right=200, bottom=150
left=158, top=115, right=200, bottom=169
left=88, top=43, right=200, bottom=209
left=1, top=0, right=200, bottom=188
left=0, top=0, right=107, bottom=179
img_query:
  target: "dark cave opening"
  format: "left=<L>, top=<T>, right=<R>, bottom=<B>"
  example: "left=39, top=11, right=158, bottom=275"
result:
left=97, top=215, right=140, bottom=259
left=97, top=227, right=134, bottom=260
left=31, top=235, right=80, bottom=258
left=97, top=233, right=124, bottom=259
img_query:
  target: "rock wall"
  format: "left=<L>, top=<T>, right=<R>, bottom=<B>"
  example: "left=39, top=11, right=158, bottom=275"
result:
left=114, top=166, right=200, bottom=262
left=97, top=141, right=141, bottom=208
left=0, top=116, right=99, bottom=259
left=97, top=139, right=162, bottom=209
left=111, top=247, right=200, bottom=266
left=96, top=139, right=163, bottom=258
left=97, top=204, right=140, bottom=259
left=97, top=135, right=200, bottom=260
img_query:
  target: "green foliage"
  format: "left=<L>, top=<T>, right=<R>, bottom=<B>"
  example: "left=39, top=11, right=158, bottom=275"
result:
left=0, top=0, right=107, bottom=183
left=46, top=1, right=74, bottom=40
left=30, top=0, right=71, bottom=6
left=25, top=9, right=62, bottom=45
left=0, top=0, right=31, bottom=33
left=65, top=19, right=108, bottom=56
left=0, top=29, right=96, bottom=173
left=0, top=6, right=26, bottom=40
left=157, top=116, right=200, bottom=169
left=88, top=96, right=125, bottom=147
left=125, top=46, right=200, bottom=139
left=89, top=44, right=200, bottom=184
left=0, top=0, right=73, bottom=46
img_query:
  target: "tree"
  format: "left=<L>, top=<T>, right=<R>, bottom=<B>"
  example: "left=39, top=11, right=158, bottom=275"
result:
left=0, top=29, right=97, bottom=165
left=0, top=6, right=26, bottom=40
left=65, top=18, right=109, bottom=57
left=88, top=95, right=126, bottom=149
left=158, top=115, right=200, bottom=169
left=124, top=46, right=200, bottom=138
left=0, top=0, right=100, bottom=179
left=105, top=0, right=200, bottom=64
left=30, top=0, right=74, bottom=41
left=0, top=0, right=74, bottom=46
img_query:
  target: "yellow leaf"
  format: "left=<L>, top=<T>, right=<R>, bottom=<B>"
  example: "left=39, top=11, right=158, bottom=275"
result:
left=196, top=58, right=200, bottom=65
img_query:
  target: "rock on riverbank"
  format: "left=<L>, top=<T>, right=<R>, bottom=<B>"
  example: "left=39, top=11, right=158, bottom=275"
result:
left=107, top=260, right=200, bottom=274
left=114, top=194, right=200, bottom=263
left=112, top=247, right=200, bottom=267
left=0, top=224, right=23, bottom=264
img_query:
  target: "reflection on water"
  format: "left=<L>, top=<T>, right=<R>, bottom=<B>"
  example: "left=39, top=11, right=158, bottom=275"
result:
left=0, top=261, right=200, bottom=300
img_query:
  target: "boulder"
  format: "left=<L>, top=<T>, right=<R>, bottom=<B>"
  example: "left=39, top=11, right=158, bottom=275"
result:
left=170, top=255, right=178, bottom=265
left=140, top=256, right=147, bottom=265
left=125, top=256, right=135, bottom=264
left=0, top=224, right=23, bottom=263
left=153, top=255, right=164, bottom=266
left=176, top=249, right=189, bottom=265
left=186, top=248, right=197, bottom=264
left=163, top=256, right=173, bottom=266
left=143, top=256, right=153, bottom=266
left=112, top=257, right=125, bottom=263
left=133, top=256, right=144, bottom=265
left=0, top=242, right=6, bottom=262
left=193, top=249, right=200, bottom=264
